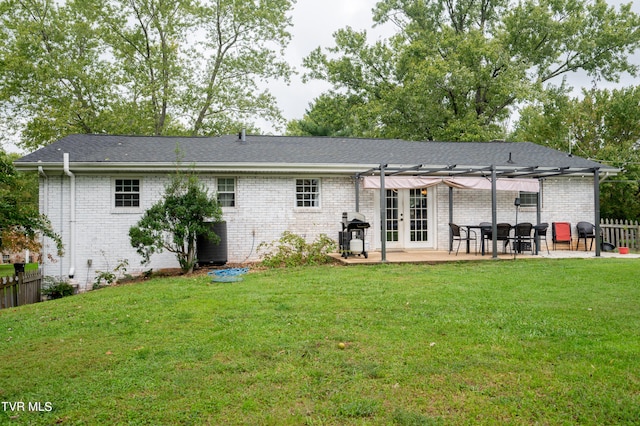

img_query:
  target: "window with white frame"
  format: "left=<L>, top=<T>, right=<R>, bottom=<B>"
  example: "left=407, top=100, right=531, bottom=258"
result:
left=519, top=191, right=538, bottom=208
left=217, top=178, right=235, bottom=207
left=114, top=179, right=140, bottom=208
left=296, top=178, right=320, bottom=208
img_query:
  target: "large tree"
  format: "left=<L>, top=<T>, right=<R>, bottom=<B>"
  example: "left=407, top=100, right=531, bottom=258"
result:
left=513, top=86, right=640, bottom=220
left=295, top=0, right=640, bottom=141
left=0, top=0, right=294, bottom=151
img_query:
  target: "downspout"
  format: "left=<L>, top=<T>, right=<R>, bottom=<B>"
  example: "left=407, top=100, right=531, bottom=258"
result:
left=354, top=174, right=360, bottom=212
left=38, top=165, right=48, bottom=265
left=63, top=153, right=76, bottom=278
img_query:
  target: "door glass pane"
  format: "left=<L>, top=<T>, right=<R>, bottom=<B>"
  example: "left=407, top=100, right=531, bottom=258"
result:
left=409, top=188, right=428, bottom=242
left=386, top=190, right=398, bottom=242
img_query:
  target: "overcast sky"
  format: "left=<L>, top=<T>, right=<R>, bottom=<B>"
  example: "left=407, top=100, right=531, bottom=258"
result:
left=268, top=0, right=640, bottom=133
left=264, top=0, right=394, bottom=133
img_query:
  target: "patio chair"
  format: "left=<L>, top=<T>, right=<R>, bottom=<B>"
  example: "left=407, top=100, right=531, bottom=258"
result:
left=575, top=221, right=596, bottom=251
left=449, top=223, right=477, bottom=256
left=552, top=222, right=572, bottom=250
left=533, top=223, right=550, bottom=254
left=512, top=223, right=534, bottom=255
left=479, top=222, right=492, bottom=255
left=496, top=223, right=512, bottom=254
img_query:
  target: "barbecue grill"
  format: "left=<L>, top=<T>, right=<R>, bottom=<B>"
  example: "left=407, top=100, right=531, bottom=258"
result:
left=340, top=212, right=370, bottom=258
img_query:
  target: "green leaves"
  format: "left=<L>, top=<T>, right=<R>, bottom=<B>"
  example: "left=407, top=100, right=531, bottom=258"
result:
left=0, top=150, right=63, bottom=256
left=513, top=86, right=640, bottom=219
left=298, top=0, right=640, bottom=142
left=0, top=0, right=295, bottom=150
left=503, top=0, right=640, bottom=82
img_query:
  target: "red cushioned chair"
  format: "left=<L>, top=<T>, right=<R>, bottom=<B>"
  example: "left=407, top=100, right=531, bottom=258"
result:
left=552, top=222, right=572, bottom=251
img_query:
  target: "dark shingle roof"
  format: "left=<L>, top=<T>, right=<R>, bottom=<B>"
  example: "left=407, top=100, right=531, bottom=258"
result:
left=15, top=134, right=615, bottom=176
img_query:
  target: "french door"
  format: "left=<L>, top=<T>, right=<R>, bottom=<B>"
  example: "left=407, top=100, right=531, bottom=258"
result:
left=385, top=188, right=434, bottom=249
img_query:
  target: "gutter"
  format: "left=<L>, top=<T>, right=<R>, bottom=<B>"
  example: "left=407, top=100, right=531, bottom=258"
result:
left=63, top=153, right=76, bottom=278
left=38, top=164, right=48, bottom=265
left=16, top=161, right=622, bottom=178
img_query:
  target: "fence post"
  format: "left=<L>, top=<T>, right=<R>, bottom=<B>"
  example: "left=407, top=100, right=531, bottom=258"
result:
left=13, top=271, right=22, bottom=307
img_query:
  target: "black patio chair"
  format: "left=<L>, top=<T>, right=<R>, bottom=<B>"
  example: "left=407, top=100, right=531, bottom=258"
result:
left=575, top=221, right=596, bottom=251
left=496, top=223, right=512, bottom=254
left=449, top=223, right=477, bottom=256
left=533, top=223, right=550, bottom=254
left=512, top=222, right=534, bottom=255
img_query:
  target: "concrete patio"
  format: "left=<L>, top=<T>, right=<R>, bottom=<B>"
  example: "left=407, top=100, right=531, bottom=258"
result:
left=330, top=248, right=640, bottom=265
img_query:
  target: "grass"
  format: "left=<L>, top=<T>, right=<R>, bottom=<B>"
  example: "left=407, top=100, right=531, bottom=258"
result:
left=1, top=259, right=639, bottom=425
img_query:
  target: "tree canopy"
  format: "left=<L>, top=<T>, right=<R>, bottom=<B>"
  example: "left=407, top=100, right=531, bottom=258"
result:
left=0, top=149, right=63, bottom=257
left=294, top=0, right=640, bottom=141
left=0, top=0, right=294, bottom=151
left=514, top=86, right=640, bottom=220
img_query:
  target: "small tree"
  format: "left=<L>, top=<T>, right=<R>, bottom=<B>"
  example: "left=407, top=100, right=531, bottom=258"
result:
left=129, top=171, right=222, bottom=274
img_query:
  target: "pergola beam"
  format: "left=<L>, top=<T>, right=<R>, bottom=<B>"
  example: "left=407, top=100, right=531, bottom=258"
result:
left=358, top=164, right=605, bottom=180
left=379, top=164, right=387, bottom=262
left=355, top=163, right=607, bottom=261
left=594, top=168, right=601, bottom=257
left=389, top=164, right=423, bottom=175
left=416, top=165, right=457, bottom=175
left=447, top=166, right=493, bottom=176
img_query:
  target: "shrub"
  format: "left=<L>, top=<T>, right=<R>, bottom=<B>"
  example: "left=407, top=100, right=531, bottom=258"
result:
left=41, top=276, right=74, bottom=299
left=93, top=258, right=129, bottom=290
left=258, top=232, right=336, bottom=268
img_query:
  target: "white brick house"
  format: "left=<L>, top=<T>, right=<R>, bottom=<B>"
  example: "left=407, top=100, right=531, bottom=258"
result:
left=15, top=134, right=616, bottom=291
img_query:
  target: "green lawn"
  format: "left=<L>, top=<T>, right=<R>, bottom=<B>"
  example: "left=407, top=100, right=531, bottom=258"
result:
left=1, top=259, right=639, bottom=425
left=0, top=263, right=39, bottom=277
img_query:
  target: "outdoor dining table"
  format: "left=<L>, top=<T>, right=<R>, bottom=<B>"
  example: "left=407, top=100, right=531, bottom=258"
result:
left=478, top=224, right=493, bottom=255
left=532, top=224, right=546, bottom=255
left=465, top=223, right=543, bottom=256
left=474, top=224, right=496, bottom=255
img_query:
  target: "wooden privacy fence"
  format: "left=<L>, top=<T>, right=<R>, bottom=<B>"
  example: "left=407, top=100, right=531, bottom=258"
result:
left=600, top=219, right=639, bottom=249
left=0, top=270, right=43, bottom=309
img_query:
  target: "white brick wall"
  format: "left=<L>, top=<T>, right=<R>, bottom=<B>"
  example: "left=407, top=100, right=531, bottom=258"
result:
left=39, top=173, right=178, bottom=291
left=38, top=172, right=596, bottom=291
left=225, top=176, right=360, bottom=262
left=39, top=173, right=362, bottom=290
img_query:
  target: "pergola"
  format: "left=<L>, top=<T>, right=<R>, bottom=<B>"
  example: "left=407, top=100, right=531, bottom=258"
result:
left=353, top=163, right=605, bottom=260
